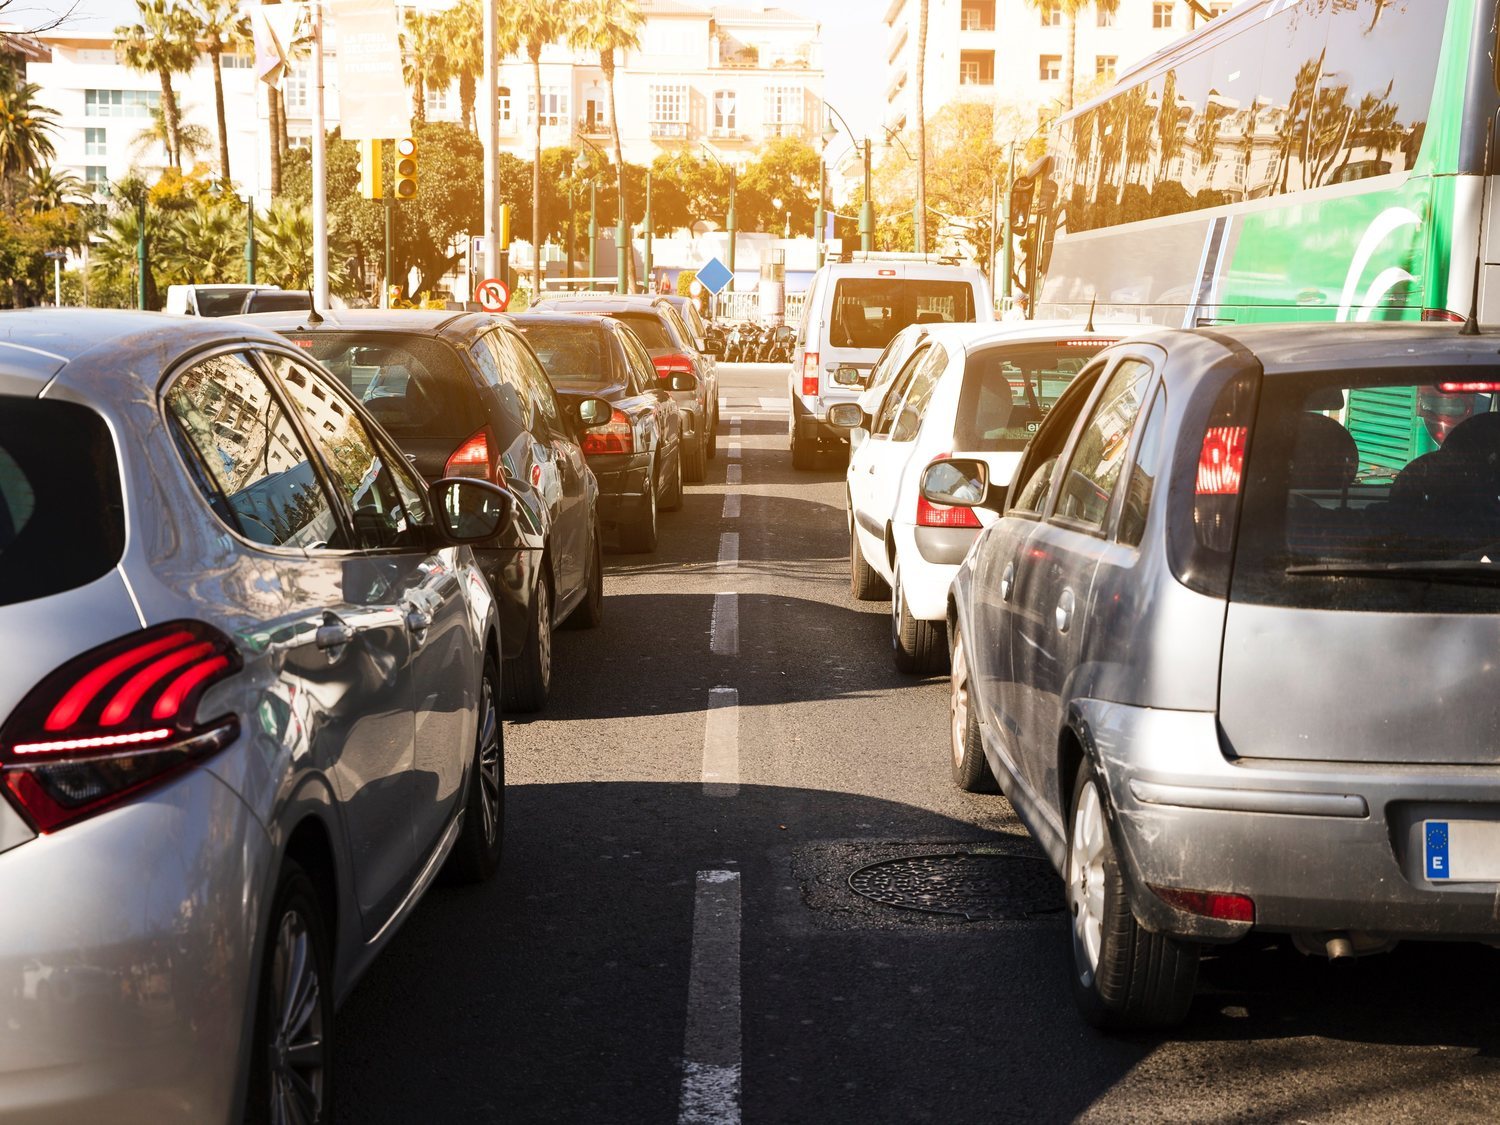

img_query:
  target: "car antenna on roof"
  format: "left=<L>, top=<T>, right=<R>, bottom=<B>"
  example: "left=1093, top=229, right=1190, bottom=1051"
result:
left=306, top=290, right=324, bottom=326
left=1085, top=296, right=1097, bottom=333
left=1462, top=118, right=1492, bottom=337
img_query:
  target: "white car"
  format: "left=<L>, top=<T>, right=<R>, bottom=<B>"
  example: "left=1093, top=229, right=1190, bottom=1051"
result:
left=833, top=320, right=1152, bottom=673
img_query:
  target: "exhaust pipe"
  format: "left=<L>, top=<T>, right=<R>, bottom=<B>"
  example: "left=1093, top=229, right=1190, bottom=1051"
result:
left=1324, top=934, right=1355, bottom=961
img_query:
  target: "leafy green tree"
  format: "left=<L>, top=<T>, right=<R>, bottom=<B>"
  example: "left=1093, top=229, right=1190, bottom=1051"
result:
left=739, top=136, right=821, bottom=233
left=26, top=167, right=86, bottom=212
left=401, top=7, right=446, bottom=126
left=189, top=0, right=250, bottom=184
left=255, top=198, right=354, bottom=293
left=90, top=196, right=163, bottom=308
left=505, top=0, right=567, bottom=294
left=647, top=150, right=729, bottom=235
left=0, top=76, right=58, bottom=212
left=132, top=106, right=213, bottom=166
left=159, top=197, right=245, bottom=283
left=116, top=0, right=199, bottom=169
left=915, top=0, right=928, bottom=253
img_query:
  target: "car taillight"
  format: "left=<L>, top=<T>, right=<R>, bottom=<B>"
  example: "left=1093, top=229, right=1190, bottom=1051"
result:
left=652, top=353, right=695, bottom=376
left=916, top=495, right=982, bottom=528
left=0, top=622, right=241, bottom=832
left=1149, top=885, right=1255, bottom=924
left=801, top=351, right=819, bottom=396
left=1422, top=308, right=1466, bottom=323
left=1196, top=426, right=1246, bottom=496
left=582, top=408, right=634, bottom=455
left=446, top=428, right=492, bottom=479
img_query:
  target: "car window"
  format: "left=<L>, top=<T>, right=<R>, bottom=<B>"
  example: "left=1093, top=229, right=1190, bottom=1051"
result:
left=1053, top=359, right=1156, bottom=531
left=271, top=354, right=428, bottom=551
left=1117, top=387, right=1167, bottom=547
left=828, top=276, right=978, bottom=351
left=0, top=398, right=125, bottom=606
left=620, top=328, right=658, bottom=391
left=615, top=312, right=673, bottom=352
left=953, top=339, right=1113, bottom=452
left=658, top=303, right=695, bottom=351
left=874, top=345, right=930, bottom=436
left=797, top=272, right=821, bottom=346
left=507, top=332, right=566, bottom=434
left=898, top=342, right=950, bottom=426
left=476, top=330, right=532, bottom=429
left=518, top=323, right=612, bottom=392
left=1009, top=360, right=1109, bottom=516
left=166, top=351, right=344, bottom=550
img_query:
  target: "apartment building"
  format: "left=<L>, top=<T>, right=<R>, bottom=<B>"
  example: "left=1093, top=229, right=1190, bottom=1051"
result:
left=882, top=0, right=1234, bottom=134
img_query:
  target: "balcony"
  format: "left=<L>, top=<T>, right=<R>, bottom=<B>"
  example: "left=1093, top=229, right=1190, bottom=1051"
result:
left=765, top=123, right=806, bottom=140
left=651, top=121, right=689, bottom=140
left=576, top=116, right=610, bottom=138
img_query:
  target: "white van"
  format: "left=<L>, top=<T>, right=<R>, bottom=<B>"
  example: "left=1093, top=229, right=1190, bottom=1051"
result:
left=788, top=254, right=993, bottom=469
left=164, top=284, right=313, bottom=316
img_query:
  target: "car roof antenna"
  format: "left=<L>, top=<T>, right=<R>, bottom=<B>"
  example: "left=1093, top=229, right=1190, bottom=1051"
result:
left=306, top=290, right=324, bottom=326
left=1085, top=296, right=1097, bottom=333
left=1461, top=117, right=1492, bottom=336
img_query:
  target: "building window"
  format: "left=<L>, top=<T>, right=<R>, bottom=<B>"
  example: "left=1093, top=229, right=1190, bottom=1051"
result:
left=764, top=85, right=803, bottom=137
left=85, top=127, right=107, bottom=156
left=582, top=89, right=608, bottom=132
left=650, top=83, right=687, bottom=138
left=713, top=89, right=737, bottom=135
left=1039, top=54, right=1061, bottom=82
left=960, top=1, right=995, bottom=30
left=284, top=65, right=308, bottom=111
left=1153, top=2, right=1173, bottom=28
left=1040, top=3, right=1062, bottom=26
left=1096, top=55, right=1116, bottom=81
left=221, top=53, right=252, bottom=69
left=425, top=84, right=450, bottom=116
left=84, top=89, right=159, bottom=117
left=1097, top=7, right=1116, bottom=26
left=959, top=50, right=994, bottom=86
left=497, top=86, right=512, bottom=128
left=529, top=87, right=568, bottom=128
left=84, top=165, right=108, bottom=189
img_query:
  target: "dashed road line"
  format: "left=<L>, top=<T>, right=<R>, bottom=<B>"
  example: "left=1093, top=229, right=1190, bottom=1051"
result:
left=726, top=465, right=742, bottom=486
left=722, top=493, right=741, bottom=519
left=700, top=688, right=740, bottom=796
left=678, top=869, right=742, bottom=1124
left=710, top=592, right=738, bottom=656
left=717, top=532, right=739, bottom=569
left=728, top=445, right=741, bottom=459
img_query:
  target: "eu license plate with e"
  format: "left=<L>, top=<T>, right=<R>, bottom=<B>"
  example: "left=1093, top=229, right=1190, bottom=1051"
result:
left=1424, top=820, right=1500, bottom=882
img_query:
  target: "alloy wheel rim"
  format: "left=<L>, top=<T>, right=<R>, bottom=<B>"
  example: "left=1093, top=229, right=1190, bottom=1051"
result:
left=949, top=635, right=968, bottom=771
left=536, top=580, right=552, bottom=690
left=1068, top=780, right=1107, bottom=986
left=268, top=909, right=325, bottom=1125
left=477, top=677, right=500, bottom=847
left=890, top=571, right=903, bottom=651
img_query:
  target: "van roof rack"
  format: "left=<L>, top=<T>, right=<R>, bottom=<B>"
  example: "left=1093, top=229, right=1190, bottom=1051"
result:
left=838, top=250, right=969, bottom=267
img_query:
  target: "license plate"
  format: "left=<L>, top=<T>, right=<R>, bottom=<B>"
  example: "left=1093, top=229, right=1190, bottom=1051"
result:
left=1423, top=820, right=1500, bottom=882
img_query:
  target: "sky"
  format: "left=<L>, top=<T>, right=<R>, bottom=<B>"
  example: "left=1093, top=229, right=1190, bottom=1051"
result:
left=59, top=0, right=888, bottom=142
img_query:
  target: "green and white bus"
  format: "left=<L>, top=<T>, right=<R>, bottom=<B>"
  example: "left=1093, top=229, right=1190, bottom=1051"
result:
left=1021, top=0, right=1500, bottom=465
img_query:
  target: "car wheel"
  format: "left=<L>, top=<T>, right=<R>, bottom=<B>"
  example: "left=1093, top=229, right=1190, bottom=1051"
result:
left=790, top=428, right=816, bottom=471
left=661, top=445, right=684, bottom=512
left=1066, top=759, right=1200, bottom=1030
left=247, top=862, right=333, bottom=1125
left=891, top=564, right=948, bottom=674
left=683, top=431, right=707, bottom=482
left=849, top=519, right=889, bottom=601
left=565, top=526, right=604, bottom=629
left=444, top=658, right=504, bottom=883
left=949, top=624, right=998, bottom=793
left=617, top=468, right=659, bottom=553
left=706, top=411, right=718, bottom=460
left=503, top=574, right=551, bottom=713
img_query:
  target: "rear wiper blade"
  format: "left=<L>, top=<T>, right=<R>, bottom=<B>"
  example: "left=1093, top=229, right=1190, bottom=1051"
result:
left=1286, top=560, right=1500, bottom=584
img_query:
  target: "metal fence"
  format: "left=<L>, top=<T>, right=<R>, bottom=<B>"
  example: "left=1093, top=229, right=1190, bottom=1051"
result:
left=714, top=291, right=805, bottom=324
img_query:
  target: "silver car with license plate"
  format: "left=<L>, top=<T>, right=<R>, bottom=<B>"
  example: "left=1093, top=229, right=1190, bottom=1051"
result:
left=939, top=323, right=1500, bottom=1029
left=0, top=310, right=511, bottom=1122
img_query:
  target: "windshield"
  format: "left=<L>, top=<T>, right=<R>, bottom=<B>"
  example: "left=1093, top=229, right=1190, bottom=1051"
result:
left=195, top=289, right=251, bottom=316
left=613, top=312, right=673, bottom=352
left=829, top=277, right=978, bottom=352
left=517, top=324, right=614, bottom=391
left=1232, top=371, right=1500, bottom=611
left=953, top=340, right=1111, bottom=451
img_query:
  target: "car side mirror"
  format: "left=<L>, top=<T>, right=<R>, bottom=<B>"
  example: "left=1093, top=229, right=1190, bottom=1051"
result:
left=694, top=336, right=708, bottom=353
left=921, top=458, right=997, bottom=512
left=826, top=402, right=865, bottom=428
left=668, top=373, right=698, bottom=392
left=833, top=365, right=864, bottom=387
left=431, top=477, right=514, bottom=544
left=576, top=396, right=613, bottom=427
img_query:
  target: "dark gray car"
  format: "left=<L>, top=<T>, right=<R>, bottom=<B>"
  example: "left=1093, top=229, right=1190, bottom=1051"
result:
left=940, top=323, right=1500, bottom=1029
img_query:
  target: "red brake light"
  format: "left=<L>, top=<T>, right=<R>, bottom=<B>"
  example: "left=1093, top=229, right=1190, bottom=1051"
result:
left=1437, top=381, right=1500, bottom=394
left=1196, top=425, right=1247, bottom=496
left=446, top=428, right=492, bottom=479
left=801, top=351, right=820, bottom=396
left=652, top=353, right=695, bottom=376
left=1422, top=308, right=1467, bottom=323
left=581, top=408, right=634, bottom=455
left=1150, top=885, right=1255, bottom=924
left=0, top=622, right=241, bottom=832
left=916, top=495, right=982, bottom=528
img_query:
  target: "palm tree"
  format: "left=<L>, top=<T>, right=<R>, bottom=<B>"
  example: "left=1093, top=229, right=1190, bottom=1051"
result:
left=1024, top=0, right=1121, bottom=111
left=188, top=0, right=250, bottom=184
left=915, top=0, right=928, bottom=253
left=160, top=197, right=244, bottom=282
left=26, top=167, right=86, bottom=212
left=131, top=106, right=212, bottom=165
left=92, top=200, right=163, bottom=308
left=401, top=8, right=446, bottom=126
left=444, top=0, right=485, bottom=134
left=255, top=199, right=353, bottom=294
left=116, top=0, right=199, bottom=170
left=568, top=0, right=643, bottom=289
left=0, top=77, right=58, bottom=211
left=508, top=0, right=567, bottom=295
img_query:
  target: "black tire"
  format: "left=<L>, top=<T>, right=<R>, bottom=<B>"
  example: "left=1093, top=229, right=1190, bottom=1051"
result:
left=247, top=861, right=334, bottom=1125
left=444, top=658, right=504, bottom=883
left=790, top=428, right=817, bottom=471
left=503, top=574, right=551, bottom=713
left=683, top=430, right=707, bottom=482
left=949, top=623, right=998, bottom=793
left=706, top=412, right=718, bottom=460
left=617, top=465, right=659, bottom=553
left=565, top=527, right=604, bottom=629
left=849, top=519, right=889, bottom=601
left=891, top=566, right=948, bottom=674
left=661, top=444, right=684, bottom=511
left=1066, top=759, right=1200, bottom=1030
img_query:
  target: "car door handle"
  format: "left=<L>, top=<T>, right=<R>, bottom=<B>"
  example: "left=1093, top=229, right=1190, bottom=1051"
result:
left=316, top=617, right=356, bottom=651
left=1000, top=561, right=1015, bottom=602
left=1055, top=588, right=1076, bottom=634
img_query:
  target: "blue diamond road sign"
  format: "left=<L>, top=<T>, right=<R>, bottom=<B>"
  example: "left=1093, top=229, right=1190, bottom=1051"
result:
left=697, top=256, right=733, bottom=296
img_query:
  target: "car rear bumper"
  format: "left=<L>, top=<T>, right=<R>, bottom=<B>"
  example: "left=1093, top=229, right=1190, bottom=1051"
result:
left=791, top=392, right=855, bottom=443
left=892, top=523, right=963, bottom=620
left=588, top=451, right=653, bottom=530
left=1078, top=701, right=1500, bottom=945
left=0, top=765, right=268, bottom=1124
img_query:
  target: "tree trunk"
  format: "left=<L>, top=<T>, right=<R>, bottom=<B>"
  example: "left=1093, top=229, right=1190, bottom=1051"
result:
left=1064, top=11, right=1077, bottom=111
left=210, top=47, right=230, bottom=183
left=460, top=71, right=476, bottom=135
left=268, top=85, right=283, bottom=195
left=158, top=69, right=182, bottom=169
left=915, top=0, right=928, bottom=253
left=531, top=47, right=544, bottom=296
left=276, top=88, right=289, bottom=162
left=412, top=66, right=426, bottom=126
left=605, top=53, right=635, bottom=292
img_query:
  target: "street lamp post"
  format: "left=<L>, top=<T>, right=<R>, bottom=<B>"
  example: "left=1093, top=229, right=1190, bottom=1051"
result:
left=567, top=184, right=576, bottom=282
left=579, top=135, right=624, bottom=292
left=824, top=103, right=873, bottom=254
left=643, top=172, right=653, bottom=290
left=136, top=195, right=147, bottom=310
left=814, top=159, right=825, bottom=265
left=700, top=143, right=736, bottom=279
left=588, top=179, right=598, bottom=283
left=244, top=196, right=256, bottom=284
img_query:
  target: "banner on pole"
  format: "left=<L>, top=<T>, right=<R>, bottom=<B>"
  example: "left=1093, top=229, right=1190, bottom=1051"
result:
left=329, top=0, right=411, bottom=140
left=252, top=3, right=302, bottom=89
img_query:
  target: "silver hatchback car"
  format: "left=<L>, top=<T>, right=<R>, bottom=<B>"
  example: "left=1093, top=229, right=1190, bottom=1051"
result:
left=0, top=310, right=511, bottom=1121
left=938, top=323, right=1500, bottom=1029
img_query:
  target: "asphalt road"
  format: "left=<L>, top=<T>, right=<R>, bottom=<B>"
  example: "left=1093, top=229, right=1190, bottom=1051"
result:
left=334, top=363, right=1500, bottom=1124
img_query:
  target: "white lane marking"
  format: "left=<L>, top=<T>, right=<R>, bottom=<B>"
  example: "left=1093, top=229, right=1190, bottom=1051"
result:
left=701, top=687, right=740, bottom=795
left=726, top=465, right=742, bottom=486
left=722, top=493, right=741, bottom=519
left=717, top=532, right=739, bottom=569
left=678, top=869, right=742, bottom=1124
left=719, top=396, right=728, bottom=414
left=757, top=397, right=790, bottom=413
left=710, top=592, right=738, bottom=656
left=728, top=445, right=741, bottom=459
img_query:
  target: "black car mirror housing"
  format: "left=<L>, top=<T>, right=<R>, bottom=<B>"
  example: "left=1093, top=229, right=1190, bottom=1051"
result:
left=431, top=477, right=514, bottom=544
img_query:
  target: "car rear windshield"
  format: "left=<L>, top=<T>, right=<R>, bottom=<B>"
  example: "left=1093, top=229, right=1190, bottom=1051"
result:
left=518, top=324, right=613, bottom=391
left=952, top=340, right=1110, bottom=451
left=244, top=291, right=312, bottom=314
left=1230, top=371, right=1500, bottom=612
left=195, top=289, right=250, bottom=316
left=612, top=312, right=672, bottom=352
left=829, top=278, right=978, bottom=351
left=286, top=332, right=482, bottom=448
left=0, top=398, right=125, bottom=606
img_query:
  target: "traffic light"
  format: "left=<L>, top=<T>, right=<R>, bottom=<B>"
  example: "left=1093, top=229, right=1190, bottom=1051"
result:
left=393, top=136, right=418, bottom=200
left=357, top=138, right=382, bottom=199
left=498, top=203, right=511, bottom=249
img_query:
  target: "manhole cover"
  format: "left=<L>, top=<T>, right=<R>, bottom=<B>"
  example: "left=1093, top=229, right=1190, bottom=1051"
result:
left=847, top=851, right=1060, bottom=921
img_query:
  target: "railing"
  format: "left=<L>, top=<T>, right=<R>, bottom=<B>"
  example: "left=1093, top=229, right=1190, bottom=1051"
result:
left=715, top=290, right=805, bottom=323
left=650, top=121, right=689, bottom=139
